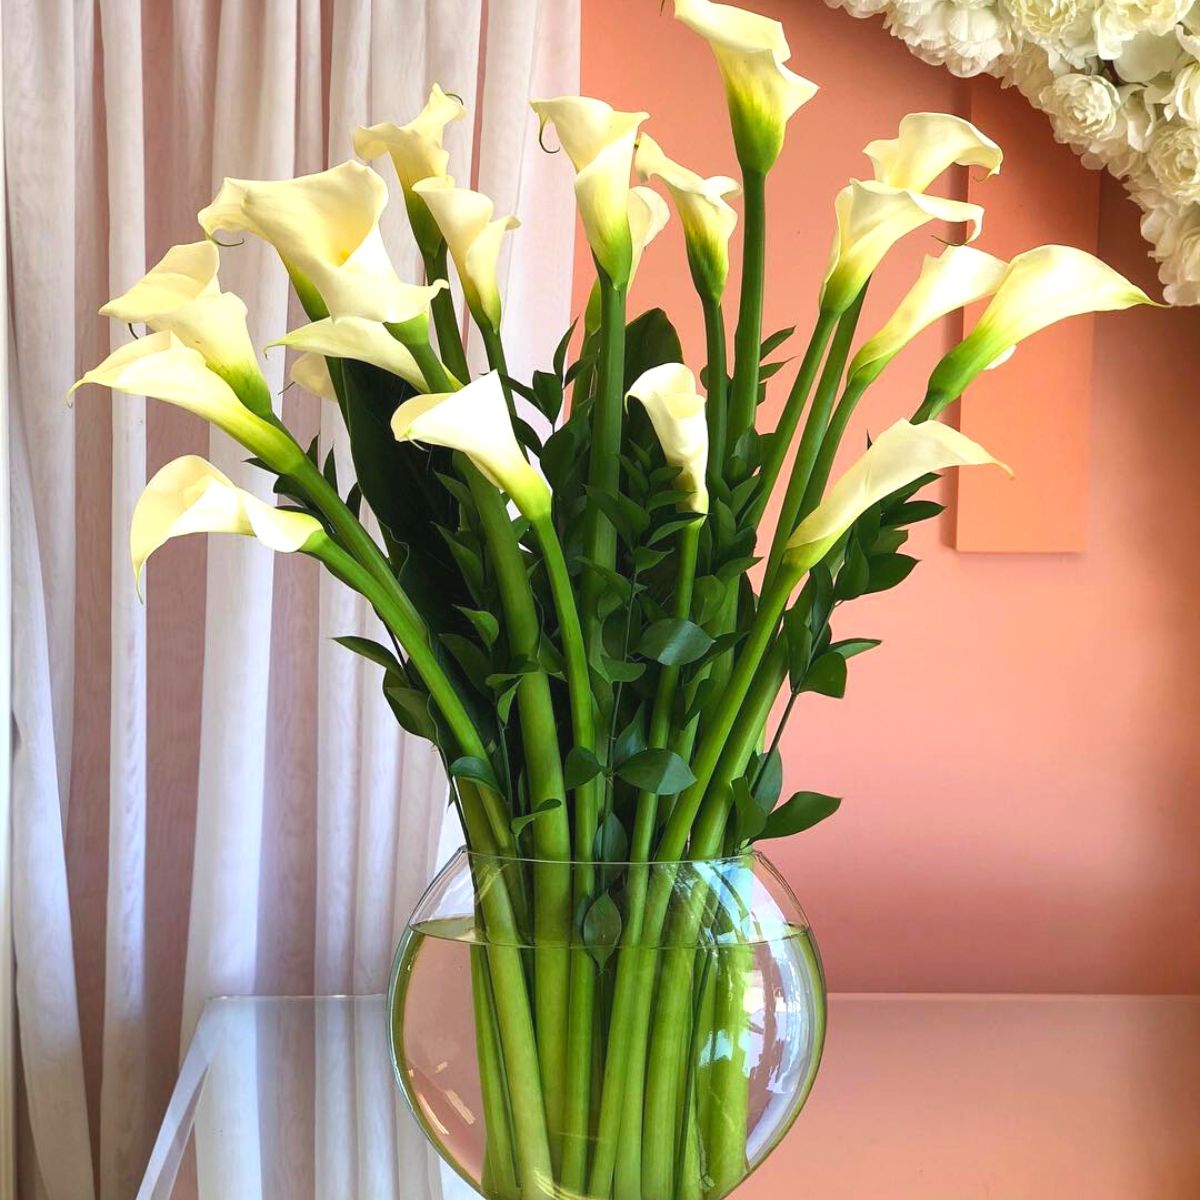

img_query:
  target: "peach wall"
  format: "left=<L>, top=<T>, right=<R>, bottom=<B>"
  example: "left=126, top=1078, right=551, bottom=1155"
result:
left=579, top=0, right=1200, bottom=993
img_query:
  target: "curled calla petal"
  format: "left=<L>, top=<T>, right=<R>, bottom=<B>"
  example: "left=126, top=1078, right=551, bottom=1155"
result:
left=131, top=455, right=324, bottom=594
left=865, top=113, right=1002, bottom=193
left=820, top=180, right=985, bottom=315
left=626, top=363, right=709, bottom=514
left=849, top=245, right=1008, bottom=385
left=99, top=241, right=270, bottom=415
left=530, top=96, right=647, bottom=286
left=635, top=133, right=739, bottom=301
left=272, top=317, right=428, bottom=391
left=290, top=352, right=337, bottom=401
left=71, top=331, right=296, bottom=467
left=198, top=162, right=420, bottom=324
left=928, top=244, right=1160, bottom=402
left=412, top=178, right=518, bottom=332
left=674, top=0, right=817, bottom=173
left=391, top=371, right=549, bottom=515
left=354, top=84, right=466, bottom=258
left=784, top=419, right=1010, bottom=575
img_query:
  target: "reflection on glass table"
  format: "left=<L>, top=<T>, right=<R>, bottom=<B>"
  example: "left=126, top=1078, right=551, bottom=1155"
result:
left=137, top=994, right=1200, bottom=1200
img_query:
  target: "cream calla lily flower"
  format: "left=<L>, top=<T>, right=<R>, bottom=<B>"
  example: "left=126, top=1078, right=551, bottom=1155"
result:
left=927, top=245, right=1159, bottom=404
left=354, top=85, right=466, bottom=259
left=100, top=241, right=271, bottom=416
left=412, top=177, right=518, bottom=332
left=530, top=97, right=647, bottom=286
left=626, top=363, right=709, bottom=514
left=584, top=186, right=670, bottom=334
left=272, top=317, right=428, bottom=390
left=71, top=331, right=298, bottom=468
left=820, top=180, right=985, bottom=316
left=849, top=246, right=1008, bottom=385
left=391, top=371, right=549, bottom=515
left=290, top=352, right=337, bottom=401
left=132, top=455, right=324, bottom=593
left=198, top=162, right=420, bottom=324
left=783, top=419, right=1010, bottom=575
left=865, top=113, right=1003, bottom=193
left=674, top=0, right=817, bottom=173
left=635, top=134, right=739, bottom=301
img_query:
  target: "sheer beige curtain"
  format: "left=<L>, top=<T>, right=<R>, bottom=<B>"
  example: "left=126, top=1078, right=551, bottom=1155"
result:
left=4, top=2, right=579, bottom=1197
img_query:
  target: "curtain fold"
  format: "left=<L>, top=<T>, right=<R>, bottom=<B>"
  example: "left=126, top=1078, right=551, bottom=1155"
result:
left=5, top=1, right=580, bottom=1196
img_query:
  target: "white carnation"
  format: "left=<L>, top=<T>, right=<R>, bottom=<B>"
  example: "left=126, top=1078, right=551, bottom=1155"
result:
left=1142, top=201, right=1200, bottom=301
left=887, top=0, right=1012, bottom=75
left=1165, top=58, right=1200, bottom=121
left=826, top=0, right=893, bottom=15
left=1148, top=120, right=1200, bottom=199
left=1002, top=0, right=1099, bottom=65
left=1094, top=0, right=1192, bottom=60
left=1041, top=72, right=1125, bottom=146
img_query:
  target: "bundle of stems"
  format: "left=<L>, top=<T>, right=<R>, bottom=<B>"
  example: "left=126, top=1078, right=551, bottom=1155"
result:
left=73, top=2, right=1157, bottom=1198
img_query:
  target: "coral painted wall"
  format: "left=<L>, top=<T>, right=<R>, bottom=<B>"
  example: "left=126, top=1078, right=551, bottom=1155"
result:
left=578, top=0, right=1200, bottom=994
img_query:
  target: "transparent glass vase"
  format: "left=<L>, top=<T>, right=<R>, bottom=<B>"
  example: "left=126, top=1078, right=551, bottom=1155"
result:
left=388, top=850, right=825, bottom=1200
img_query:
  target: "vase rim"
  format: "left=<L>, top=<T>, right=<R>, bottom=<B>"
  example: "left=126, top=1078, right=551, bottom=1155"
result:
left=454, top=847, right=773, bottom=869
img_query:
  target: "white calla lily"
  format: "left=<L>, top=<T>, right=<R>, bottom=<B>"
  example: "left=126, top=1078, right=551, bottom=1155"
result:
left=71, top=331, right=299, bottom=468
left=391, top=371, right=549, bottom=515
left=530, top=97, right=647, bottom=286
left=674, top=0, right=817, bottom=173
left=784, top=419, right=1010, bottom=574
left=132, top=455, right=324, bottom=593
left=290, top=352, right=337, bottom=401
left=865, top=113, right=1002, bottom=193
left=354, top=84, right=465, bottom=259
left=585, top=186, right=670, bottom=334
left=626, top=363, right=709, bottom=514
left=849, top=245, right=1008, bottom=385
left=927, top=244, right=1159, bottom=404
left=198, top=162, right=420, bottom=324
left=820, top=180, right=985, bottom=315
left=635, top=134, right=739, bottom=301
left=412, top=178, right=518, bottom=332
left=272, top=318, right=428, bottom=390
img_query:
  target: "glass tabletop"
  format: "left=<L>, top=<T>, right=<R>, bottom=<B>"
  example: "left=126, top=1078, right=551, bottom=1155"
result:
left=138, top=993, right=1200, bottom=1200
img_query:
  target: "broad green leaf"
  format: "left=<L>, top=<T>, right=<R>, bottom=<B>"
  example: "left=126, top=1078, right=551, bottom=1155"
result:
left=455, top=607, right=500, bottom=648
left=564, top=746, right=603, bottom=790
left=581, top=892, right=623, bottom=968
left=383, top=684, right=438, bottom=742
left=865, top=553, right=919, bottom=594
left=623, top=308, right=683, bottom=390
left=889, top=499, right=944, bottom=525
left=637, top=618, right=714, bottom=667
left=830, top=637, right=881, bottom=660
left=752, top=748, right=783, bottom=810
left=835, top=540, right=870, bottom=601
left=615, top=748, right=695, bottom=795
left=335, top=635, right=403, bottom=677
left=802, top=651, right=848, bottom=699
left=449, top=755, right=501, bottom=792
left=760, top=791, right=842, bottom=838
left=511, top=797, right=563, bottom=836
left=732, top=777, right=768, bottom=847
left=593, top=811, right=629, bottom=864
left=760, top=326, right=796, bottom=359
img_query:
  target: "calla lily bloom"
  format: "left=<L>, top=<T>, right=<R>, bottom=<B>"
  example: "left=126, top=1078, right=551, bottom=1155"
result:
left=132, top=455, right=324, bottom=594
left=272, top=317, right=428, bottom=390
left=412, top=178, right=518, bottom=333
left=784, top=419, right=1009, bottom=575
left=865, top=113, right=1002, bottom=193
left=99, top=241, right=268, bottom=406
left=354, top=84, right=466, bottom=259
left=391, top=371, right=549, bottom=515
left=198, top=162, right=418, bottom=324
left=635, top=134, right=739, bottom=301
left=674, top=0, right=817, bottom=174
left=290, top=352, right=337, bottom=401
left=72, top=331, right=299, bottom=468
left=530, top=97, right=647, bottom=286
left=849, top=245, right=1008, bottom=386
left=584, top=186, right=670, bottom=334
left=626, top=363, right=709, bottom=514
left=820, top=180, right=985, bottom=316
left=926, top=245, right=1159, bottom=406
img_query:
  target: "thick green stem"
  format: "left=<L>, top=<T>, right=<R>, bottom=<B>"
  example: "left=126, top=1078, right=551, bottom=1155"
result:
left=406, top=337, right=459, bottom=395
left=703, top=298, right=729, bottom=492
left=799, top=376, right=871, bottom=518
left=725, top=168, right=766, bottom=468
left=425, top=245, right=472, bottom=383
left=473, top=944, right=520, bottom=1200
left=763, top=289, right=868, bottom=588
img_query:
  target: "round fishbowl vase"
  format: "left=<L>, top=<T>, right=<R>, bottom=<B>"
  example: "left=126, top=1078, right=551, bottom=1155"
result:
left=388, top=850, right=825, bottom=1200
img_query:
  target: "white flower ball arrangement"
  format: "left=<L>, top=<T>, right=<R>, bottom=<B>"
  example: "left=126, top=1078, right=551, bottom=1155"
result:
left=830, top=0, right=1200, bottom=302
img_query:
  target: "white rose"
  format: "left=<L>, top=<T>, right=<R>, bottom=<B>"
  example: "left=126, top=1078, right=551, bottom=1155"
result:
left=1166, top=59, right=1200, bottom=122
left=1040, top=72, right=1125, bottom=145
left=1094, top=0, right=1191, bottom=59
left=887, top=0, right=1012, bottom=76
left=1143, top=201, right=1200, bottom=301
left=1003, top=0, right=1099, bottom=66
left=1148, top=121, right=1200, bottom=199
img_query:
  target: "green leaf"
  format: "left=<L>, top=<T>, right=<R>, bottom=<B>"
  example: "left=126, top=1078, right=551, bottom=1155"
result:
left=615, top=748, right=695, bottom=795
left=752, top=748, right=783, bottom=810
left=760, top=791, right=842, bottom=839
left=511, top=797, right=563, bottom=836
left=553, top=319, right=578, bottom=380
left=889, top=499, right=944, bottom=526
left=631, top=544, right=670, bottom=572
left=760, top=326, right=795, bottom=359
left=613, top=707, right=648, bottom=766
left=334, top=635, right=404, bottom=677
left=835, top=540, right=870, bottom=601
left=449, top=755, right=501, bottom=792
left=599, top=656, right=646, bottom=684
left=801, top=651, right=848, bottom=699
left=637, top=618, right=714, bottom=667
left=455, top=607, right=500, bottom=648
left=782, top=607, right=814, bottom=689
left=581, top=892, right=623, bottom=968
left=440, top=633, right=492, bottom=692
left=865, top=553, right=918, bottom=594
left=623, top=308, right=683, bottom=391
left=564, top=746, right=603, bottom=790
left=383, top=684, right=438, bottom=742
left=731, top=777, right=768, bottom=847
left=531, top=369, right=564, bottom=423
left=830, top=637, right=881, bottom=660
left=593, top=811, right=629, bottom=863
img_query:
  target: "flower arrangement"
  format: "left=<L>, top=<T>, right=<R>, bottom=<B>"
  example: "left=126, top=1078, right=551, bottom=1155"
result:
left=831, top=0, right=1200, bottom=303
left=72, top=1, right=1155, bottom=1197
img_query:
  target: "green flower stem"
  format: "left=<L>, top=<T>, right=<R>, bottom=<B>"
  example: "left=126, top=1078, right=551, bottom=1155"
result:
left=406, top=337, right=459, bottom=395
left=748, top=310, right=838, bottom=528
left=912, top=387, right=952, bottom=423
left=587, top=518, right=702, bottom=1199
left=799, top=375, right=872, bottom=517
left=473, top=944, right=520, bottom=1200
left=529, top=511, right=600, bottom=1191
left=763, top=289, right=868, bottom=588
left=706, top=944, right=752, bottom=1194
left=468, top=471, right=572, bottom=1169
left=702, top=297, right=729, bottom=491
left=725, top=167, right=766, bottom=468
left=424, top=245, right=471, bottom=384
